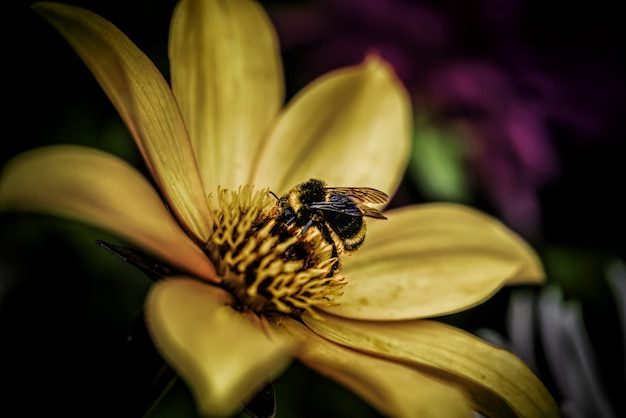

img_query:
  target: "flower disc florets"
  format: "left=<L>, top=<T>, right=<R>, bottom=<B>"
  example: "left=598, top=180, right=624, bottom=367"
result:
left=205, top=185, right=346, bottom=317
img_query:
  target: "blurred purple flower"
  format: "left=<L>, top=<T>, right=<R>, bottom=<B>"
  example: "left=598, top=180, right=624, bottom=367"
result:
left=270, top=0, right=625, bottom=235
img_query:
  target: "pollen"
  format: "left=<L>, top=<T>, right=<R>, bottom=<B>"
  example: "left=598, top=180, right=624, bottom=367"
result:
left=205, top=185, right=346, bottom=317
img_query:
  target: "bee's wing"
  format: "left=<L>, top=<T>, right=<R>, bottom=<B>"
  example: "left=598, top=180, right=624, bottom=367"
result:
left=360, top=206, right=387, bottom=219
left=309, top=194, right=363, bottom=216
left=325, top=187, right=389, bottom=204
left=309, top=193, right=387, bottom=219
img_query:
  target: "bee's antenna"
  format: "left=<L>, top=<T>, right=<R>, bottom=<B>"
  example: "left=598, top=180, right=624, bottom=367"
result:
left=269, top=190, right=280, bottom=201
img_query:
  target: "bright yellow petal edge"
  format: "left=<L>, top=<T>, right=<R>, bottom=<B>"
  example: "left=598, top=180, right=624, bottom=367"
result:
left=253, top=55, right=411, bottom=197
left=32, top=1, right=213, bottom=243
left=170, top=0, right=284, bottom=194
left=274, top=315, right=474, bottom=417
left=0, top=146, right=217, bottom=281
left=146, top=278, right=296, bottom=416
left=323, top=203, right=545, bottom=320
left=304, top=312, right=560, bottom=418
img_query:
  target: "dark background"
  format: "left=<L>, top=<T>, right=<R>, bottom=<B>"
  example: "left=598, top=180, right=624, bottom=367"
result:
left=2, top=0, right=624, bottom=416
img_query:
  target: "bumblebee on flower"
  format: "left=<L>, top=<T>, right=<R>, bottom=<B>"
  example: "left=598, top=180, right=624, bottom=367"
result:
left=0, top=0, right=559, bottom=417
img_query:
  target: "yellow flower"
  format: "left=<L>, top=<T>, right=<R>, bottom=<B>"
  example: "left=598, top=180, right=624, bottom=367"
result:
left=0, top=1, right=558, bottom=417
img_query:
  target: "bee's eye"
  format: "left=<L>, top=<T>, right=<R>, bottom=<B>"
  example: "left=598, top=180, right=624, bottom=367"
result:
left=277, top=206, right=294, bottom=224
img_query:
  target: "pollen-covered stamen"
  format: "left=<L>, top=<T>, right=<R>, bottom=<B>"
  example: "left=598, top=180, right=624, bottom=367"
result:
left=206, top=185, right=346, bottom=317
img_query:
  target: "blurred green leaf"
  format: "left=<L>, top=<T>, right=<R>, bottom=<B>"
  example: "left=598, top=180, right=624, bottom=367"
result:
left=408, top=115, right=470, bottom=203
left=542, top=244, right=615, bottom=307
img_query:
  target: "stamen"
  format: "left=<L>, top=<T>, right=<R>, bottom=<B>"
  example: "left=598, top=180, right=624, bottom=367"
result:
left=206, top=185, right=346, bottom=317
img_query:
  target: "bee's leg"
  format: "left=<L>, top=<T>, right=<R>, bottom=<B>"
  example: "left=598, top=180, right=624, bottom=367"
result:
left=300, top=219, right=313, bottom=235
left=330, top=245, right=340, bottom=264
left=329, top=244, right=341, bottom=275
left=316, top=223, right=341, bottom=273
left=301, top=211, right=325, bottom=235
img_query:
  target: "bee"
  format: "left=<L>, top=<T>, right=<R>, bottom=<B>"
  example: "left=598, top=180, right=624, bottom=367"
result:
left=272, top=178, right=389, bottom=259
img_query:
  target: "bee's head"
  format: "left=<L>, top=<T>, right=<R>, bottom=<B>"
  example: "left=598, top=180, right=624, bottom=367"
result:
left=268, top=190, right=292, bottom=223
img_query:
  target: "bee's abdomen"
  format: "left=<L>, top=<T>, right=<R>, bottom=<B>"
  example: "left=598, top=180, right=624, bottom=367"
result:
left=331, top=213, right=362, bottom=236
left=343, top=231, right=366, bottom=252
left=345, top=219, right=367, bottom=251
left=330, top=214, right=366, bottom=252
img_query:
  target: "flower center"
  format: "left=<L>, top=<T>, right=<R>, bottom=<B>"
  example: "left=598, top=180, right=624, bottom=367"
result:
left=205, top=185, right=346, bottom=317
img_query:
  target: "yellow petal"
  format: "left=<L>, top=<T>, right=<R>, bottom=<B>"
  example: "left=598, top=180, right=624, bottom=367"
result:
left=0, top=146, right=216, bottom=281
left=146, top=278, right=295, bottom=416
left=32, top=2, right=212, bottom=242
left=251, top=56, right=411, bottom=196
left=322, top=203, right=545, bottom=319
left=303, top=313, right=559, bottom=418
left=170, top=0, right=283, bottom=195
left=274, top=315, right=473, bottom=417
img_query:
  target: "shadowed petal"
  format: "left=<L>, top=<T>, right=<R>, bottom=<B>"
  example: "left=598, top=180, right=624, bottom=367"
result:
left=274, top=316, right=473, bottom=417
left=32, top=2, right=212, bottom=242
left=170, top=0, right=283, bottom=194
left=607, top=260, right=626, bottom=378
left=0, top=146, right=217, bottom=281
left=322, top=203, right=544, bottom=319
left=303, top=313, right=559, bottom=418
left=537, top=286, right=616, bottom=418
left=146, top=278, right=295, bottom=416
left=252, top=56, right=411, bottom=196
